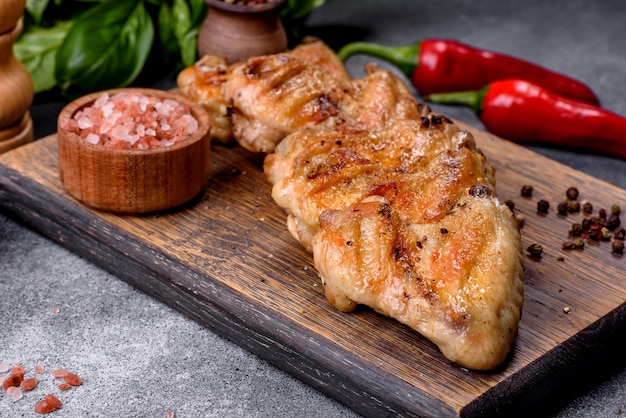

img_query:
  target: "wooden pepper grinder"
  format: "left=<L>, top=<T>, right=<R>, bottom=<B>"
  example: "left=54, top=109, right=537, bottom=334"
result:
left=0, top=0, right=34, bottom=154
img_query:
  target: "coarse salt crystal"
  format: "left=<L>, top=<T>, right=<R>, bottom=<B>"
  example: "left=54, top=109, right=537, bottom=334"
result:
left=51, top=369, right=69, bottom=378
left=7, top=386, right=23, bottom=402
left=94, top=92, right=110, bottom=107
left=34, top=394, right=62, bottom=414
left=20, top=377, right=38, bottom=391
left=86, top=133, right=100, bottom=145
left=66, top=92, right=198, bottom=149
left=101, top=102, right=115, bottom=118
left=11, top=364, right=24, bottom=376
left=77, top=116, right=93, bottom=129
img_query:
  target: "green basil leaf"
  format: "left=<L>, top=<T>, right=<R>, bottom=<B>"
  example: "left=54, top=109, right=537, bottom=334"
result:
left=281, top=0, right=326, bottom=20
left=158, top=2, right=178, bottom=60
left=25, top=0, right=50, bottom=24
left=158, top=0, right=206, bottom=68
left=55, top=0, right=154, bottom=96
left=14, top=20, right=72, bottom=93
left=172, top=0, right=195, bottom=66
left=280, top=0, right=325, bottom=45
left=187, top=0, right=207, bottom=25
left=179, top=29, right=198, bottom=67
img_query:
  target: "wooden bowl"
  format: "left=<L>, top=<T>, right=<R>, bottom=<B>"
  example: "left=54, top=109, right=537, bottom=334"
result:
left=57, top=88, right=211, bottom=214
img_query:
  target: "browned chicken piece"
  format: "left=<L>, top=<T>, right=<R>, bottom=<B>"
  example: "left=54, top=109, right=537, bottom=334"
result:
left=265, top=112, right=464, bottom=251
left=176, top=37, right=350, bottom=146
left=289, top=36, right=351, bottom=82
left=264, top=109, right=524, bottom=370
left=176, top=54, right=238, bottom=144
left=225, top=58, right=420, bottom=153
left=314, top=194, right=523, bottom=371
left=182, top=39, right=524, bottom=370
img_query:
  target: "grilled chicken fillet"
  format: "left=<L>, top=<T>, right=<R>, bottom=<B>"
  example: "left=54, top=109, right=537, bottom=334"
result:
left=176, top=37, right=350, bottom=146
left=179, top=40, right=524, bottom=370
left=265, top=116, right=524, bottom=370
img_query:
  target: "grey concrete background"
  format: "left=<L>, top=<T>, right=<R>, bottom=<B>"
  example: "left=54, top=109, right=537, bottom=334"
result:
left=2, top=0, right=626, bottom=417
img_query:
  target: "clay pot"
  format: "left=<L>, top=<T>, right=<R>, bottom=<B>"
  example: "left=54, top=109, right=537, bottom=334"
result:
left=57, top=88, right=212, bottom=214
left=198, top=0, right=288, bottom=64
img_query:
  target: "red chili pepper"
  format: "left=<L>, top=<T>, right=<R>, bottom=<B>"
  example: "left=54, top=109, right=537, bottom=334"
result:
left=424, top=79, right=626, bottom=160
left=337, top=39, right=600, bottom=105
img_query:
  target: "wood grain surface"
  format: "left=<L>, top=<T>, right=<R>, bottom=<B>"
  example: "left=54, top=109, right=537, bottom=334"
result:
left=1, top=121, right=625, bottom=417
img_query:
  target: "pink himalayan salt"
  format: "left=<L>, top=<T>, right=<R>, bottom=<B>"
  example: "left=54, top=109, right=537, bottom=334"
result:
left=51, top=369, right=69, bottom=378
left=0, top=361, right=8, bottom=373
left=62, top=91, right=199, bottom=150
left=34, top=393, right=62, bottom=414
left=64, top=373, right=82, bottom=387
left=20, top=377, right=38, bottom=391
left=7, top=386, right=23, bottom=402
left=10, top=364, right=25, bottom=376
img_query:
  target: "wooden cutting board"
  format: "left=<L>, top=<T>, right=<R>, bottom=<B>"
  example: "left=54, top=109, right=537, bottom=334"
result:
left=1, top=121, right=625, bottom=417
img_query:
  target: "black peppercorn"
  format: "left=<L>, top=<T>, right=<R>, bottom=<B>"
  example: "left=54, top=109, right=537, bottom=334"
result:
left=568, top=223, right=583, bottom=237
left=567, top=200, right=581, bottom=213
left=614, top=226, right=626, bottom=240
left=566, top=187, right=579, bottom=200
left=521, top=185, right=533, bottom=197
left=582, top=201, right=593, bottom=214
left=526, top=243, right=543, bottom=258
left=562, top=241, right=578, bottom=250
left=612, top=239, right=624, bottom=255
left=557, top=201, right=568, bottom=216
left=469, top=184, right=491, bottom=198
left=607, top=214, right=621, bottom=231
left=537, top=199, right=550, bottom=214
left=588, top=224, right=602, bottom=241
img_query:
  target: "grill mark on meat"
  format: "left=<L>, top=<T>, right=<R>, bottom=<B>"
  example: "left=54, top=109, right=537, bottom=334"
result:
left=313, top=94, right=340, bottom=121
left=306, top=148, right=371, bottom=180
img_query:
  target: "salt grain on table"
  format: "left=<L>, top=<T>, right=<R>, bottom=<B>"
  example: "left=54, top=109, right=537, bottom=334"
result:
left=7, top=386, right=23, bottom=402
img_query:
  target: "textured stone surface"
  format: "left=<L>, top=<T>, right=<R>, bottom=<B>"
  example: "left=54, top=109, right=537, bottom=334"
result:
left=2, top=1, right=625, bottom=416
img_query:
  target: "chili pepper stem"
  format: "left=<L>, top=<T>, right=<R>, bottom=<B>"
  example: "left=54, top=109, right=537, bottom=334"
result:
left=424, top=89, right=486, bottom=114
left=337, top=41, right=418, bottom=78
